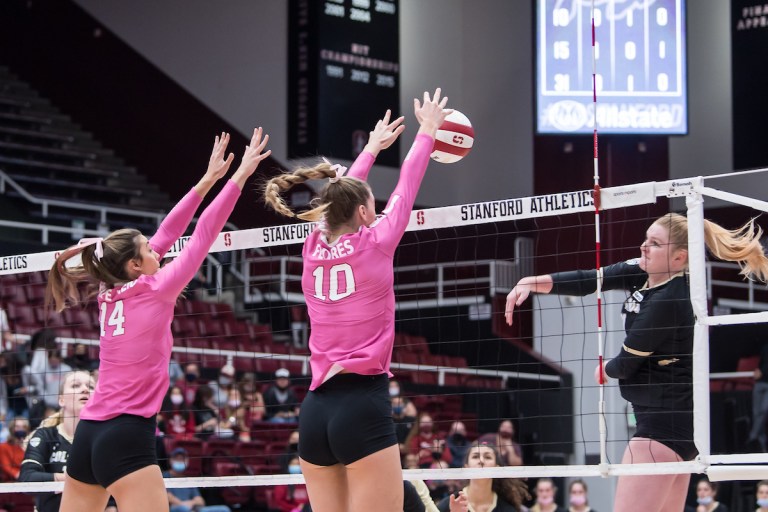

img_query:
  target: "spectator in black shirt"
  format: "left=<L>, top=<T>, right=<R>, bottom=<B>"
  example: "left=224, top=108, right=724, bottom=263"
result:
left=263, top=368, right=299, bottom=423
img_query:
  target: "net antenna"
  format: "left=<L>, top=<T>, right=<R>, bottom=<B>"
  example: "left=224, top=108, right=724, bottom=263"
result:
left=589, top=0, right=610, bottom=475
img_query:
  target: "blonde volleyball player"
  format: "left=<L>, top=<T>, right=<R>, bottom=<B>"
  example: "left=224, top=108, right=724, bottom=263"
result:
left=263, top=89, right=450, bottom=512
left=505, top=213, right=768, bottom=512
left=46, top=128, right=271, bottom=512
left=19, top=371, right=96, bottom=512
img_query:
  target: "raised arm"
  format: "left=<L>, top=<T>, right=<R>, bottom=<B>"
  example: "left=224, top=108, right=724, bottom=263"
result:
left=504, top=275, right=554, bottom=326
left=346, top=109, right=405, bottom=181
left=150, top=133, right=236, bottom=257
left=153, top=128, right=270, bottom=300
left=371, top=89, right=450, bottom=251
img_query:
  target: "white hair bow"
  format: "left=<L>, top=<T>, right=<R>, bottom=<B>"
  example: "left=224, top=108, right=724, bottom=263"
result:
left=323, top=157, right=348, bottom=183
left=77, top=237, right=104, bottom=260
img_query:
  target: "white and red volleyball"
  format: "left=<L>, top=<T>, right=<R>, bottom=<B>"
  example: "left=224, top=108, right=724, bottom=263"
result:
left=430, top=110, right=474, bottom=164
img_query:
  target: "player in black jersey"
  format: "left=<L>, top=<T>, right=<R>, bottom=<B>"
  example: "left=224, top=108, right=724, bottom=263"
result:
left=19, top=371, right=114, bottom=512
left=505, top=213, right=768, bottom=512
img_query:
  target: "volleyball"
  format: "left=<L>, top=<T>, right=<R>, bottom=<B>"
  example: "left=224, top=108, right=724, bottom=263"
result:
left=430, top=109, right=475, bottom=164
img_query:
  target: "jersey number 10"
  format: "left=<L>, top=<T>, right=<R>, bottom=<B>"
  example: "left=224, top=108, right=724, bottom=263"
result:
left=312, top=263, right=356, bottom=301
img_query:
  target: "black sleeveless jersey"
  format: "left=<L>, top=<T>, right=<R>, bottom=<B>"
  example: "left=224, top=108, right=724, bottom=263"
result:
left=19, top=424, right=72, bottom=512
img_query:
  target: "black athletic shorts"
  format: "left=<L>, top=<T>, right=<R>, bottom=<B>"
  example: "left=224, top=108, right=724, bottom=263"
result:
left=67, top=414, right=158, bottom=488
left=299, top=373, right=397, bottom=466
left=633, top=404, right=697, bottom=461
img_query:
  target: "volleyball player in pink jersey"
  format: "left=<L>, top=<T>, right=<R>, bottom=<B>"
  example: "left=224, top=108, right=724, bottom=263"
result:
left=263, top=89, right=450, bottom=512
left=46, top=128, right=271, bottom=512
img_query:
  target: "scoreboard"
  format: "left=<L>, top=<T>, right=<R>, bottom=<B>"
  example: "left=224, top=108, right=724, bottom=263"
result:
left=288, top=0, right=400, bottom=166
left=536, top=0, right=687, bottom=135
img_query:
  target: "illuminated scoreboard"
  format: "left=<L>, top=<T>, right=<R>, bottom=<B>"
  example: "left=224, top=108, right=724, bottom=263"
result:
left=289, top=0, right=400, bottom=166
left=536, top=0, right=687, bottom=135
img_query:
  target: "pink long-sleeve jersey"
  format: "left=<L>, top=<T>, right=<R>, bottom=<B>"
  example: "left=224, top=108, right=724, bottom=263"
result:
left=80, top=180, right=240, bottom=421
left=302, top=134, right=434, bottom=390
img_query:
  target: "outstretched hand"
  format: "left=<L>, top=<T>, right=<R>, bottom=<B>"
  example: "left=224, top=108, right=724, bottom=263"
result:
left=414, top=87, right=452, bottom=138
left=504, top=284, right=533, bottom=326
left=194, top=132, right=236, bottom=197
left=205, top=132, right=236, bottom=182
left=231, top=127, right=271, bottom=189
left=364, top=109, right=405, bottom=156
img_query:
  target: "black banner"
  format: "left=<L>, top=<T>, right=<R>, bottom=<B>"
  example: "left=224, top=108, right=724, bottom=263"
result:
left=732, top=1, right=768, bottom=169
left=288, top=0, right=400, bottom=166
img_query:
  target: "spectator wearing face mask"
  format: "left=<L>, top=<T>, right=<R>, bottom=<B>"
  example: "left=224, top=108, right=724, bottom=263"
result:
left=272, top=456, right=310, bottom=512
left=164, top=447, right=231, bottom=512
left=757, top=480, right=768, bottom=512
left=159, top=385, right=195, bottom=438
left=278, top=430, right=300, bottom=473
left=207, top=364, right=236, bottom=410
left=443, top=421, right=471, bottom=468
left=478, top=420, right=523, bottom=467
left=390, top=381, right=418, bottom=453
left=406, top=413, right=445, bottom=468
left=176, top=363, right=201, bottom=405
left=263, top=368, right=300, bottom=423
left=0, top=417, right=29, bottom=480
left=684, top=477, right=727, bottom=512
left=567, top=480, right=597, bottom=512
left=219, top=387, right=250, bottom=441
left=530, top=478, right=566, bottom=512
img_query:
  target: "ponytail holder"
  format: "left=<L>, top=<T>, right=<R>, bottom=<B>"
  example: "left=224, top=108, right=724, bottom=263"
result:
left=77, top=237, right=104, bottom=261
left=323, top=157, right=348, bottom=184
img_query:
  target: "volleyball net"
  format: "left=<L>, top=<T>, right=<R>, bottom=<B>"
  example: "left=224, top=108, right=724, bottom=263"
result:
left=0, top=169, right=767, bottom=501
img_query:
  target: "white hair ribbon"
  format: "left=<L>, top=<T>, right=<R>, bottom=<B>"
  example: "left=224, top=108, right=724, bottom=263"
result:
left=323, top=157, right=348, bottom=184
left=77, top=237, right=104, bottom=260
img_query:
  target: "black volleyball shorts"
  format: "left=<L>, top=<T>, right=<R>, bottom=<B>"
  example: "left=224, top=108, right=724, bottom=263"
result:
left=67, top=414, right=158, bottom=488
left=299, top=373, right=397, bottom=466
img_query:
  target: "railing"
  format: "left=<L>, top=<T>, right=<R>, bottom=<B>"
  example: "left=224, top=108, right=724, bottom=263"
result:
left=243, top=237, right=535, bottom=309
left=12, top=333, right=559, bottom=386
left=0, top=168, right=165, bottom=227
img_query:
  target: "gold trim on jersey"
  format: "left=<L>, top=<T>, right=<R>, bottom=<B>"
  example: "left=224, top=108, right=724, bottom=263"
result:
left=623, top=344, right=653, bottom=357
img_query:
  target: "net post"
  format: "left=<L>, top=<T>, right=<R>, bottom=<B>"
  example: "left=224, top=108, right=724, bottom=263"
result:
left=686, top=191, right=711, bottom=465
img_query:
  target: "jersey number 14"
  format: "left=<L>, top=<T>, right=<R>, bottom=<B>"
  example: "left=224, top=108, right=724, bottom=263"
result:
left=99, top=300, right=126, bottom=336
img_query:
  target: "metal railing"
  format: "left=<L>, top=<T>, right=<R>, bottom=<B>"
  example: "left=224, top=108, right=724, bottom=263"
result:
left=0, top=168, right=166, bottom=227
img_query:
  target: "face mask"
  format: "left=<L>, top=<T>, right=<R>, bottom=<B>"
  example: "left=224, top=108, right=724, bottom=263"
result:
left=185, top=373, right=197, bottom=383
left=697, top=496, right=713, bottom=506
left=499, top=431, right=513, bottom=439
left=389, top=387, right=400, bottom=397
left=451, top=433, right=466, bottom=442
left=288, top=443, right=299, bottom=452
left=569, top=495, right=586, bottom=506
left=537, top=496, right=554, bottom=506
left=13, top=430, right=27, bottom=440
left=759, top=498, right=768, bottom=508
left=288, top=464, right=302, bottom=475
left=228, top=399, right=241, bottom=409
left=171, top=461, right=186, bottom=473
left=392, top=406, right=404, bottom=415
left=170, top=395, right=184, bottom=406
left=219, top=376, right=232, bottom=386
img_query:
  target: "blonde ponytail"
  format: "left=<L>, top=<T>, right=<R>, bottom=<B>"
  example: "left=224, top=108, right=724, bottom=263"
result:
left=263, top=161, right=372, bottom=231
left=704, top=218, right=768, bottom=281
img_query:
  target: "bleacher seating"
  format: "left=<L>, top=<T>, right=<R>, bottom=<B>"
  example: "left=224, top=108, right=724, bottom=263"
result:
left=0, top=66, right=171, bottom=241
